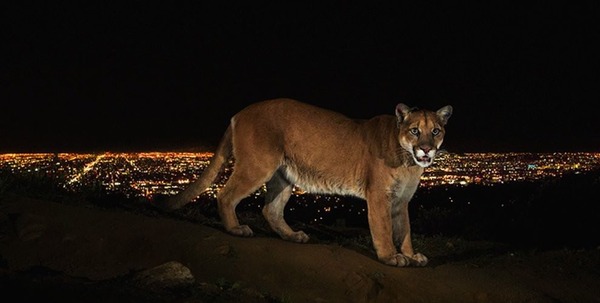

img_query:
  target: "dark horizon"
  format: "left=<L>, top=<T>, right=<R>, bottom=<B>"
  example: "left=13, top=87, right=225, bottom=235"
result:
left=3, top=3, right=599, bottom=154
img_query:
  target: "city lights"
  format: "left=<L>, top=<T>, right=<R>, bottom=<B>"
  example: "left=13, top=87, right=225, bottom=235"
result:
left=1, top=151, right=599, bottom=200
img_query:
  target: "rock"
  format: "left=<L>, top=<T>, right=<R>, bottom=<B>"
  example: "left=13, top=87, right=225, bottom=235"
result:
left=130, top=261, right=195, bottom=291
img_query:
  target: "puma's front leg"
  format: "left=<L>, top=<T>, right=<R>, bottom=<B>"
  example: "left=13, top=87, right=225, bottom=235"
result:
left=391, top=200, right=428, bottom=267
left=366, top=193, right=414, bottom=267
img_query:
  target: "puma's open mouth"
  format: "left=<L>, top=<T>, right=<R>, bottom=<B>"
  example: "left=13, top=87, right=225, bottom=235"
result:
left=417, top=155, right=431, bottom=163
left=415, top=155, right=433, bottom=167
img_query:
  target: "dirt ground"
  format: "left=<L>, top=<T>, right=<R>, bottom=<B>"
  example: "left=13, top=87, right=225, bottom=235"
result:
left=1, top=193, right=599, bottom=303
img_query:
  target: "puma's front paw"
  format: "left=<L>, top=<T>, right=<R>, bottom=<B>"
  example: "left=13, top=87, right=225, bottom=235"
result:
left=227, top=225, right=254, bottom=237
left=380, top=254, right=411, bottom=267
left=379, top=253, right=429, bottom=267
left=410, top=253, right=428, bottom=267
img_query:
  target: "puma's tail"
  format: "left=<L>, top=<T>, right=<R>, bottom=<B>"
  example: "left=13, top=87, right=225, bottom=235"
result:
left=159, top=125, right=233, bottom=210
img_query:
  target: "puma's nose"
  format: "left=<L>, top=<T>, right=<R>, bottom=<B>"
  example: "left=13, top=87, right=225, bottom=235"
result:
left=420, top=146, right=432, bottom=153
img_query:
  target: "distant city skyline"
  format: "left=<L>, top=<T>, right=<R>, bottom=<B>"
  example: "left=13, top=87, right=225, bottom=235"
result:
left=2, top=151, right=598, bottom=199
left=3, top=151, right=599, bottom=227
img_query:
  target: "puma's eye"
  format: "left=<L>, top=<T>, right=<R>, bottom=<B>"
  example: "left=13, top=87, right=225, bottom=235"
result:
left=432, top=128, right=440, bottom=136
left=409, top=128, right=419, bottom=136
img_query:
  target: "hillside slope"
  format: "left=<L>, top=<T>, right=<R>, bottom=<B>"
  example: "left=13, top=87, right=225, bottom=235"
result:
left=1, top=194, right=599, bottom=303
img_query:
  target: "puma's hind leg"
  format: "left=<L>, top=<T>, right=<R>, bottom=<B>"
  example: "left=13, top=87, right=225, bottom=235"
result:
left=263, top=170, right=310, bottom=243
left=217, top=165, right=275, bottom=237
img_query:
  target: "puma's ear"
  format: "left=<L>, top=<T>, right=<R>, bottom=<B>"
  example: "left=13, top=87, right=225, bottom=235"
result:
left=437, top=105, right=453, bottom=125
left=395, top=103, right=411, bottom=124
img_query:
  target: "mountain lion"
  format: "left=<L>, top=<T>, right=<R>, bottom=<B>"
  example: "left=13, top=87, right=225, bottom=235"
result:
left=161, top=98, right=452, bottom=267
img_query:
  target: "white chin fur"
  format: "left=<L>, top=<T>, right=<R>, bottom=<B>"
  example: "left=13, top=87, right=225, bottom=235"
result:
left=413, top=150, right=436, bottom=168
left=414, top=157, right=433, bottom=168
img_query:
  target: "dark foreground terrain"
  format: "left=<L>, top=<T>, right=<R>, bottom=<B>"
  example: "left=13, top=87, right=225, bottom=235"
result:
left=1, top=190, right=599, bottom=303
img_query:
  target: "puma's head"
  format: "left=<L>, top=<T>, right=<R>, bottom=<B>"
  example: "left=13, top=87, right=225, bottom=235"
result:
left=396, top=103, right=453, bottom=168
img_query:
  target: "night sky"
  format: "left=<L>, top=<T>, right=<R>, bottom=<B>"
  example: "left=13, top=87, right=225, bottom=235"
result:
left=2, top=3, right=599, bottom=153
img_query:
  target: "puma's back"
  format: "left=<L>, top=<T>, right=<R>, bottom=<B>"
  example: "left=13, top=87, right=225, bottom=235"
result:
left=230, top=98, right=378, bottom=197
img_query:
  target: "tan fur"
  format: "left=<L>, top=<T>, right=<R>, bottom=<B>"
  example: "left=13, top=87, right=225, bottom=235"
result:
left=166, top=98, right=452, bottom=267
